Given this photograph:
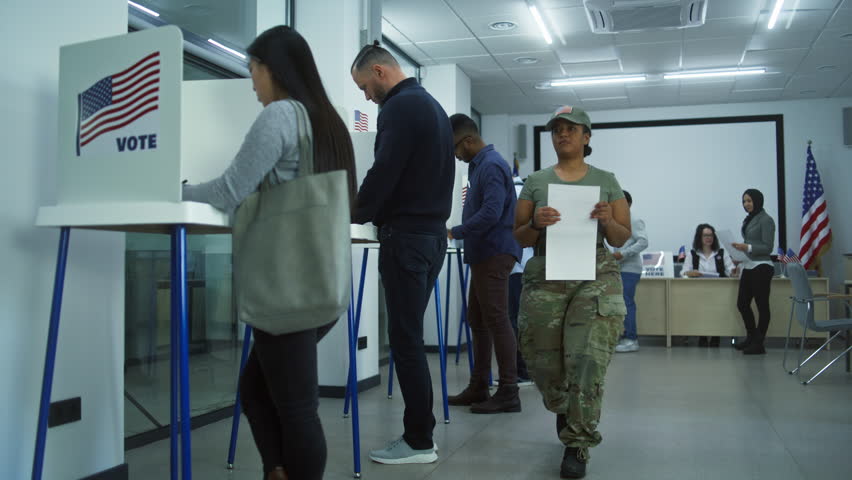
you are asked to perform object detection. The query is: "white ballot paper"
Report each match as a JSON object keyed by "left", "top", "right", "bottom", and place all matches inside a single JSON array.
[
  {"left": 717, "top": 229, "right": 749, "bottom": 262},
  {"left": 546, "top": 185, "right": 600, "bottom": 280}
]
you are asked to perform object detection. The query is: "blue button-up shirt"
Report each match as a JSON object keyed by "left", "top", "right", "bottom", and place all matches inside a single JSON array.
[{"left": 450, "top": 145, "right": 521, "bottom": 265}]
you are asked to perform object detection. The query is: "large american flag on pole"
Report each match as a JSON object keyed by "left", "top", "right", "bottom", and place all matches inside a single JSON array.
[
  {"left": 76, "top": 51, "right": 160, "bottom": 155},
  {"left": 798, "top": 144, "right": 832, "bottom": 269}
]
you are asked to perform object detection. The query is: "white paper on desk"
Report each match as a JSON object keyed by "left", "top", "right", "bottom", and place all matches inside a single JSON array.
[
  {"left": 717, "top": 229, "right": 749, "bottom": 262},
  {"left": 546, "top": 185, "right": 600, "bottom": 281}
]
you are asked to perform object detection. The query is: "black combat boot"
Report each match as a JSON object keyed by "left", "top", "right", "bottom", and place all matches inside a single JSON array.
[
  {"left": 743, "top": 334, "right": 766, "bottom": 355},
  {"left": 469, "top": 384, "right": 521, "bottom": 413},
  {"left": 734, "top": 330, "right": 755, "bottom": 351},
  {"left": 447, "top": 383, "right": 490, "bottom": 406},
  {"left": 560, "top": 446, "right": 589, "bottom": 478}
]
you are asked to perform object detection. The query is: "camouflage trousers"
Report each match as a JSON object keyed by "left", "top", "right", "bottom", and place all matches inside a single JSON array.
[{"left": 518, "top": 247, "right": 626, "bottom": 448}]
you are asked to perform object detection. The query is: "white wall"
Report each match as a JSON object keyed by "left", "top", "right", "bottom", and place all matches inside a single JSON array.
[
  {"left": 483, "top": 97, "right": 852, "bottom": 300},
  {"left": 0, "top": 2, "right": 127, "bottom": 478}
]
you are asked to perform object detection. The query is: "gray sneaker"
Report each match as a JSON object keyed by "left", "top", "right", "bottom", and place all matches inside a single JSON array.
[
  {"left": 369, "top": 437, "right": 438, "bottom": 465},
  {"left": 614, "top": 338, "right": 639, "bottom": 353}
]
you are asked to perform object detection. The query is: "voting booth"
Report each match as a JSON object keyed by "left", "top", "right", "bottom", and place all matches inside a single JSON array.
[{"left": 33, "top": 26, "right": 380, "bottom": 479}]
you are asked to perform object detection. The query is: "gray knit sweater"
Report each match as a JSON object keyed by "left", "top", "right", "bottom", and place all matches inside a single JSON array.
[{"left": 181, "top": 99, "right": 303, "bottom": 213}]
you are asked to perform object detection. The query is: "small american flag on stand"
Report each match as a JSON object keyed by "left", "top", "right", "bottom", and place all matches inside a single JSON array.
[
  {"left": 677, "top": 245, "right": 686, "bottom": 262},
  {"left": 76, "top": 51, "right": 160, "bottom": 155},
  {"left": 354, "top": 110, "right": 369, "bottom": 132},
  {"left": 461, "top": 184, "right": 468, "bottom": 207},
  {"left": 776, "top": 248, "right": 789, "bottom": 263},
  {"left": 798, "top": 144, "right": 832, "bottom": 270},
  {"left": 786, "top": 248, "right": 801, "bottom": 264}
]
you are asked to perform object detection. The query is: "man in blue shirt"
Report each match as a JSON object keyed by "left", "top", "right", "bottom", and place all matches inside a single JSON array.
[{"left": 447, "top": 114, "right": 522, "bottom": 414}]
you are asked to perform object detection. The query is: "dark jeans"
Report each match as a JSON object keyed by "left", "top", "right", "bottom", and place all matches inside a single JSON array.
[
  {"left": 620, "top": 272, "right": 641, "bottom": 340},
  {"left": 468, "top": 254, "right": 518, "bottom": 386},
  {"left": 737, "top": 264, "right": 774, "bottom": 341},
  {"left": 508, "top": 273, "right": 530, "bottom": 379},
  {"left": 239, "top": 323, "right": 334, "bottom": 479},
  {"left": 379, "top": 225, "right": 446, "bottom": 450}
]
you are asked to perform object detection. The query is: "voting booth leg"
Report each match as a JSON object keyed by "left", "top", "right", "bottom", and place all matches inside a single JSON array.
[
  {"left": 444, "top": 254, "right": 452, "bottom": 366},
  {"left": 32, "top": 227, "right": 70, "bottom": 480},
  {"left": 226, "top": 324, "right": 253, "bottom": 469},
  {"left": 170, "top": 225, "right": 192, "bottom": 480},
  {"left": 344, "top": 248, "right": 370, "bottom": 417},
  {"left": 434, "top": 279, "right": 450, "bottom": 424},
  {"left": 346, "top": 301, "right": 362, "bottom": 477},
  {"left": 387, "top": 352, "right": 395, "bottom": 398}
]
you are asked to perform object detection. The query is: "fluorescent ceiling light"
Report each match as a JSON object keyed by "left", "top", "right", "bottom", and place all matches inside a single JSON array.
[
  {"left": 528, "top": 4, "right": 553, "bottom": 45},
  {"left": 768, "top": 0, "right": 785, "bottom": 30},
  {"left": 663, "top": 68, "right": 766, "bottom": 80},
  {"left": 550, "top": 75, "right": 647, "bottom": 87},
  {"left": 128, "top": 1, "right": 159, "bottom": 17},
  {"left": 207, "top": 39, "right": 247, "bottom": 60}
]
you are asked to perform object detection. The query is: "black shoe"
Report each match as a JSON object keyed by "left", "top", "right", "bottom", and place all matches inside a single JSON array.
[
  {"left": 698, "top": 336, "right": 708, "bottom": 347},
  {"left": 734, "top": 332, "right": 754, "bottom": 351},
  {"left": 470, "top": 384, "right": 520, "bottom": 413},
  {"left": 560, "top": 446, "right": 588, "bottom": 478},
  {"left": 743, "top": 343, "right": 766, "bottom": 355},
  {"left": 447, "top": 384, "right": 489, "bottom": 406},
  {"left": 709, "top": 336, "right": 720, "bottom": 347},
  {"left": 556, "top": 413, "right": 567, "bottom": 436}
]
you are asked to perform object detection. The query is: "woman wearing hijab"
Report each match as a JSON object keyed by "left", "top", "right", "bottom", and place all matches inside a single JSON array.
[{"left": 731, "top": 189, "right": 776, "bottom": 355}]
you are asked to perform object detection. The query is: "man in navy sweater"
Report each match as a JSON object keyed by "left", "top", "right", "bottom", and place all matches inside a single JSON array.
[
  {"left": 446, "top": 114, "right": 522, "bottom": 414},
  {"left": 350, "top": 42, "right": 455, "bottom": 465}
]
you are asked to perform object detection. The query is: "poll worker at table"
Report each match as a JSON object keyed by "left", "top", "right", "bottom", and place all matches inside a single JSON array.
[
  {"left": 513, "top": 105, "right": 630, "bottom": 479},
  {"left": 611, "top": 190, "right": 648, "bottom": 354},
  {"left": 731, "top": 189, "right": 776, "bottom": 355},
  {"left": 680, "top": 223, "right": 735, "bottom": 347},
  {"left": 445, "top": 113, "right": 522, "bottom": 414},
  {"left": 182, "top": 26, "right": 357, "bottom": 480},
  {"left": 350, "top": 42, "right": 454, "bottom": 465}
]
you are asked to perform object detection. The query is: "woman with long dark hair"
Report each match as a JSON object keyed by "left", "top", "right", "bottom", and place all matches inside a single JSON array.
[
  {"left": 182, "top": 26, "right": 356, "bottom": 480},
  {"left": 731, "top": 189, "right": 776, "bottom": 355}
]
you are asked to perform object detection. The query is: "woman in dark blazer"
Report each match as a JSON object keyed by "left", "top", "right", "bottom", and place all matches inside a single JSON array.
[{"left": 731, "top": 188, "right": 776, "bottom": 355}]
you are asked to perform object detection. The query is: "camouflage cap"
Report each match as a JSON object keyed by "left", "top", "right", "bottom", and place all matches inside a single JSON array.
[{"left": 545, "top": 105, "right": 592, "bottom": 132}]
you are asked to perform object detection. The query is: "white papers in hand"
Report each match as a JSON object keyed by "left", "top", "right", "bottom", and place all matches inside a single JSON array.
[
  {"left": 717, "top": 229, "right": 749, "bottom": 262},
  {"left": 545, "top": 185, "right": 600, "bottom": 280}
]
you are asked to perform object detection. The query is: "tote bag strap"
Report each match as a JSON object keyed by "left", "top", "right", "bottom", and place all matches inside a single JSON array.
[{"left": 260, "top": 99, "right": 314, "bottom": 192}]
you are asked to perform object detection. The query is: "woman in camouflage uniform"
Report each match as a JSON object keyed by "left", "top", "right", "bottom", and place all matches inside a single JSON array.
[{"left": 513, "top": 106, "right": 631, "bottom": 479}]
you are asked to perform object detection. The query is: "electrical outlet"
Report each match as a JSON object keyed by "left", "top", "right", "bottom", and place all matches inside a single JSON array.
[
  {"left": 48, "top": 397, "right": 81, "bottom": 428},
  {"left": 357, "top": 336, "right": 368, "bottom": 350}
]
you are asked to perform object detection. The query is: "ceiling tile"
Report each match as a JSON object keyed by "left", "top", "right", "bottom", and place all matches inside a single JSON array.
[
  {"left": 797, "top": 47, "right": 852, "bottom": 75},
  {"left": 825, "top": 6, "right": 852, "bottom": 30},
  {"left": 748, "top": 30, "right": 821, "bottom": 50},
  {"left": 554, "top": 35, "right": 618, "bottom": 63},
  {"left": 573, "top": 84, "right": 628, "bottom": 100},
  {"left": 733, "top": 73, "right": 791, "bottom": 90},
  {"left": 505, "top": 65, "right": 566, "bottom": 82},
  {"left": 415, "top": 38, "right": 487, "bottom": 58},
  {"left": 539, "top": 0, "right": 585, "bottom": 7},
  {"left": 682, "top": 36, "right": 750, "bottom": 68},
  {"left": 741, "top": 48, "right": 810, "bottom": 73},
  {"left": 833, "top": 76, "right": 852, "bottom": 96},
  {"left": 705, "top": 0, "right": 762, "bottom": 20},
  {"left": 577, "top": 97, "right": 632, "bottom": 110},
  {"left": 684, "top": 17, "right": 758, "bottom": 40},
  {"left": 491, "top": 50, "right": 560, "bottom": 69},
  {"left": 785, "top": 72, "right": 850, "bottom": 91},
  {"left": 561, "top": 60, "right": 623, "bottom": 76},
  {"left": 381, "top": 0, "right": 471, "bottom": 43},
  {"left": 788, "top": 0, "right": 843, "bottom": 10},
  {"left": 619, "top": 42, "right": 682, "bottom": 73},
  {"left": 444, "top": 0, "right": 525, "bottom": 18},
  {"left": 812, "top": 29, "right": 852, "bottom": 49},
  {"left": 679, "top": 80, "right": 735, "bottom": 103},
  {"left": 543, "top": 6, "right": 595, "bottom": 38},
  {"left": 480, "top": 34, "right": 553, "bottom": 54},
  {"left": 463, "top": 12, "right": 541, "bottom": 38},
  {"left": 382, "top": 18, "right": 412, "bottom": 46},
  {"left": 728, "top": 89, "right": 784, "bottom": 102},
  {"left": 615, "top": 29, "right": 683, "bottom": 46},
  {"left": 460, "top": 67, "right": 508, "bottom": 82},
  {"left": 449, "top": 55, "right": 501, "bottom": 70}
]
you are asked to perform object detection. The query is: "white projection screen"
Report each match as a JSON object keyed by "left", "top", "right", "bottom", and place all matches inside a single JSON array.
[{"left": 534, "top": 116, "right": 786, "bottom": 254}]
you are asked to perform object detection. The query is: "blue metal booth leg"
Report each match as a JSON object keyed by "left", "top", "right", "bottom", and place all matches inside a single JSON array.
[
  {"left": 170, "top": 225, "right": 192, "bottom": 480},
  {"left": 32, "top": 227, "right": 71, "bottom": 480}
]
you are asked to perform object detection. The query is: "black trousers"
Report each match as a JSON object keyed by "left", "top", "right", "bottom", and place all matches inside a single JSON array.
[
  {"left": 737, "top": 264, "right": 774, "bottom": 341},
  {"left": 239, "top": 322, "right": 334, "bottom": 479},
  {"left": 379, "top": 225, "right": 446, "bottom": 450}
]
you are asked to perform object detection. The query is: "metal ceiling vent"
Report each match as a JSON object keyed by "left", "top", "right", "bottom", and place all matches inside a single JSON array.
[{"left": 583, "top": 0, "right": 708, "bottom": 33}]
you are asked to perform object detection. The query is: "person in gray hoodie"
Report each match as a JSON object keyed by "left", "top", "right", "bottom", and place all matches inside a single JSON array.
[{"left": 611, "top": 191, "right": 648, "bottom": 353}]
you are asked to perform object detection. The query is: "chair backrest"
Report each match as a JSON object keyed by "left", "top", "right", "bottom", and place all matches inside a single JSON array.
[{"left": 787, "top": 263, "right": 815, "bottom": 329}]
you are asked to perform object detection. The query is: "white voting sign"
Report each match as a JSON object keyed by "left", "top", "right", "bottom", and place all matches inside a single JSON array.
[{"left": 57, "top": 26, "right": 183, "bottom": 205}]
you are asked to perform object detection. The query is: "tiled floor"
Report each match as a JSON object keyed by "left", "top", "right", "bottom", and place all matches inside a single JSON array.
[{"left": 126, "top": 343, "right": 852, "bottom": 479}]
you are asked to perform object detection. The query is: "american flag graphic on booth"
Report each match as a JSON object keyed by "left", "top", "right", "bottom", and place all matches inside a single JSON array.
[
  {"left": 76, "top": 51, "right": 160, "bottom": 156},
  {"left": 354, "top": 110, "right": 369, "bottom": 132},
  {"left": 798, "top": 145, "right": 832, "bottom": 269}
]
